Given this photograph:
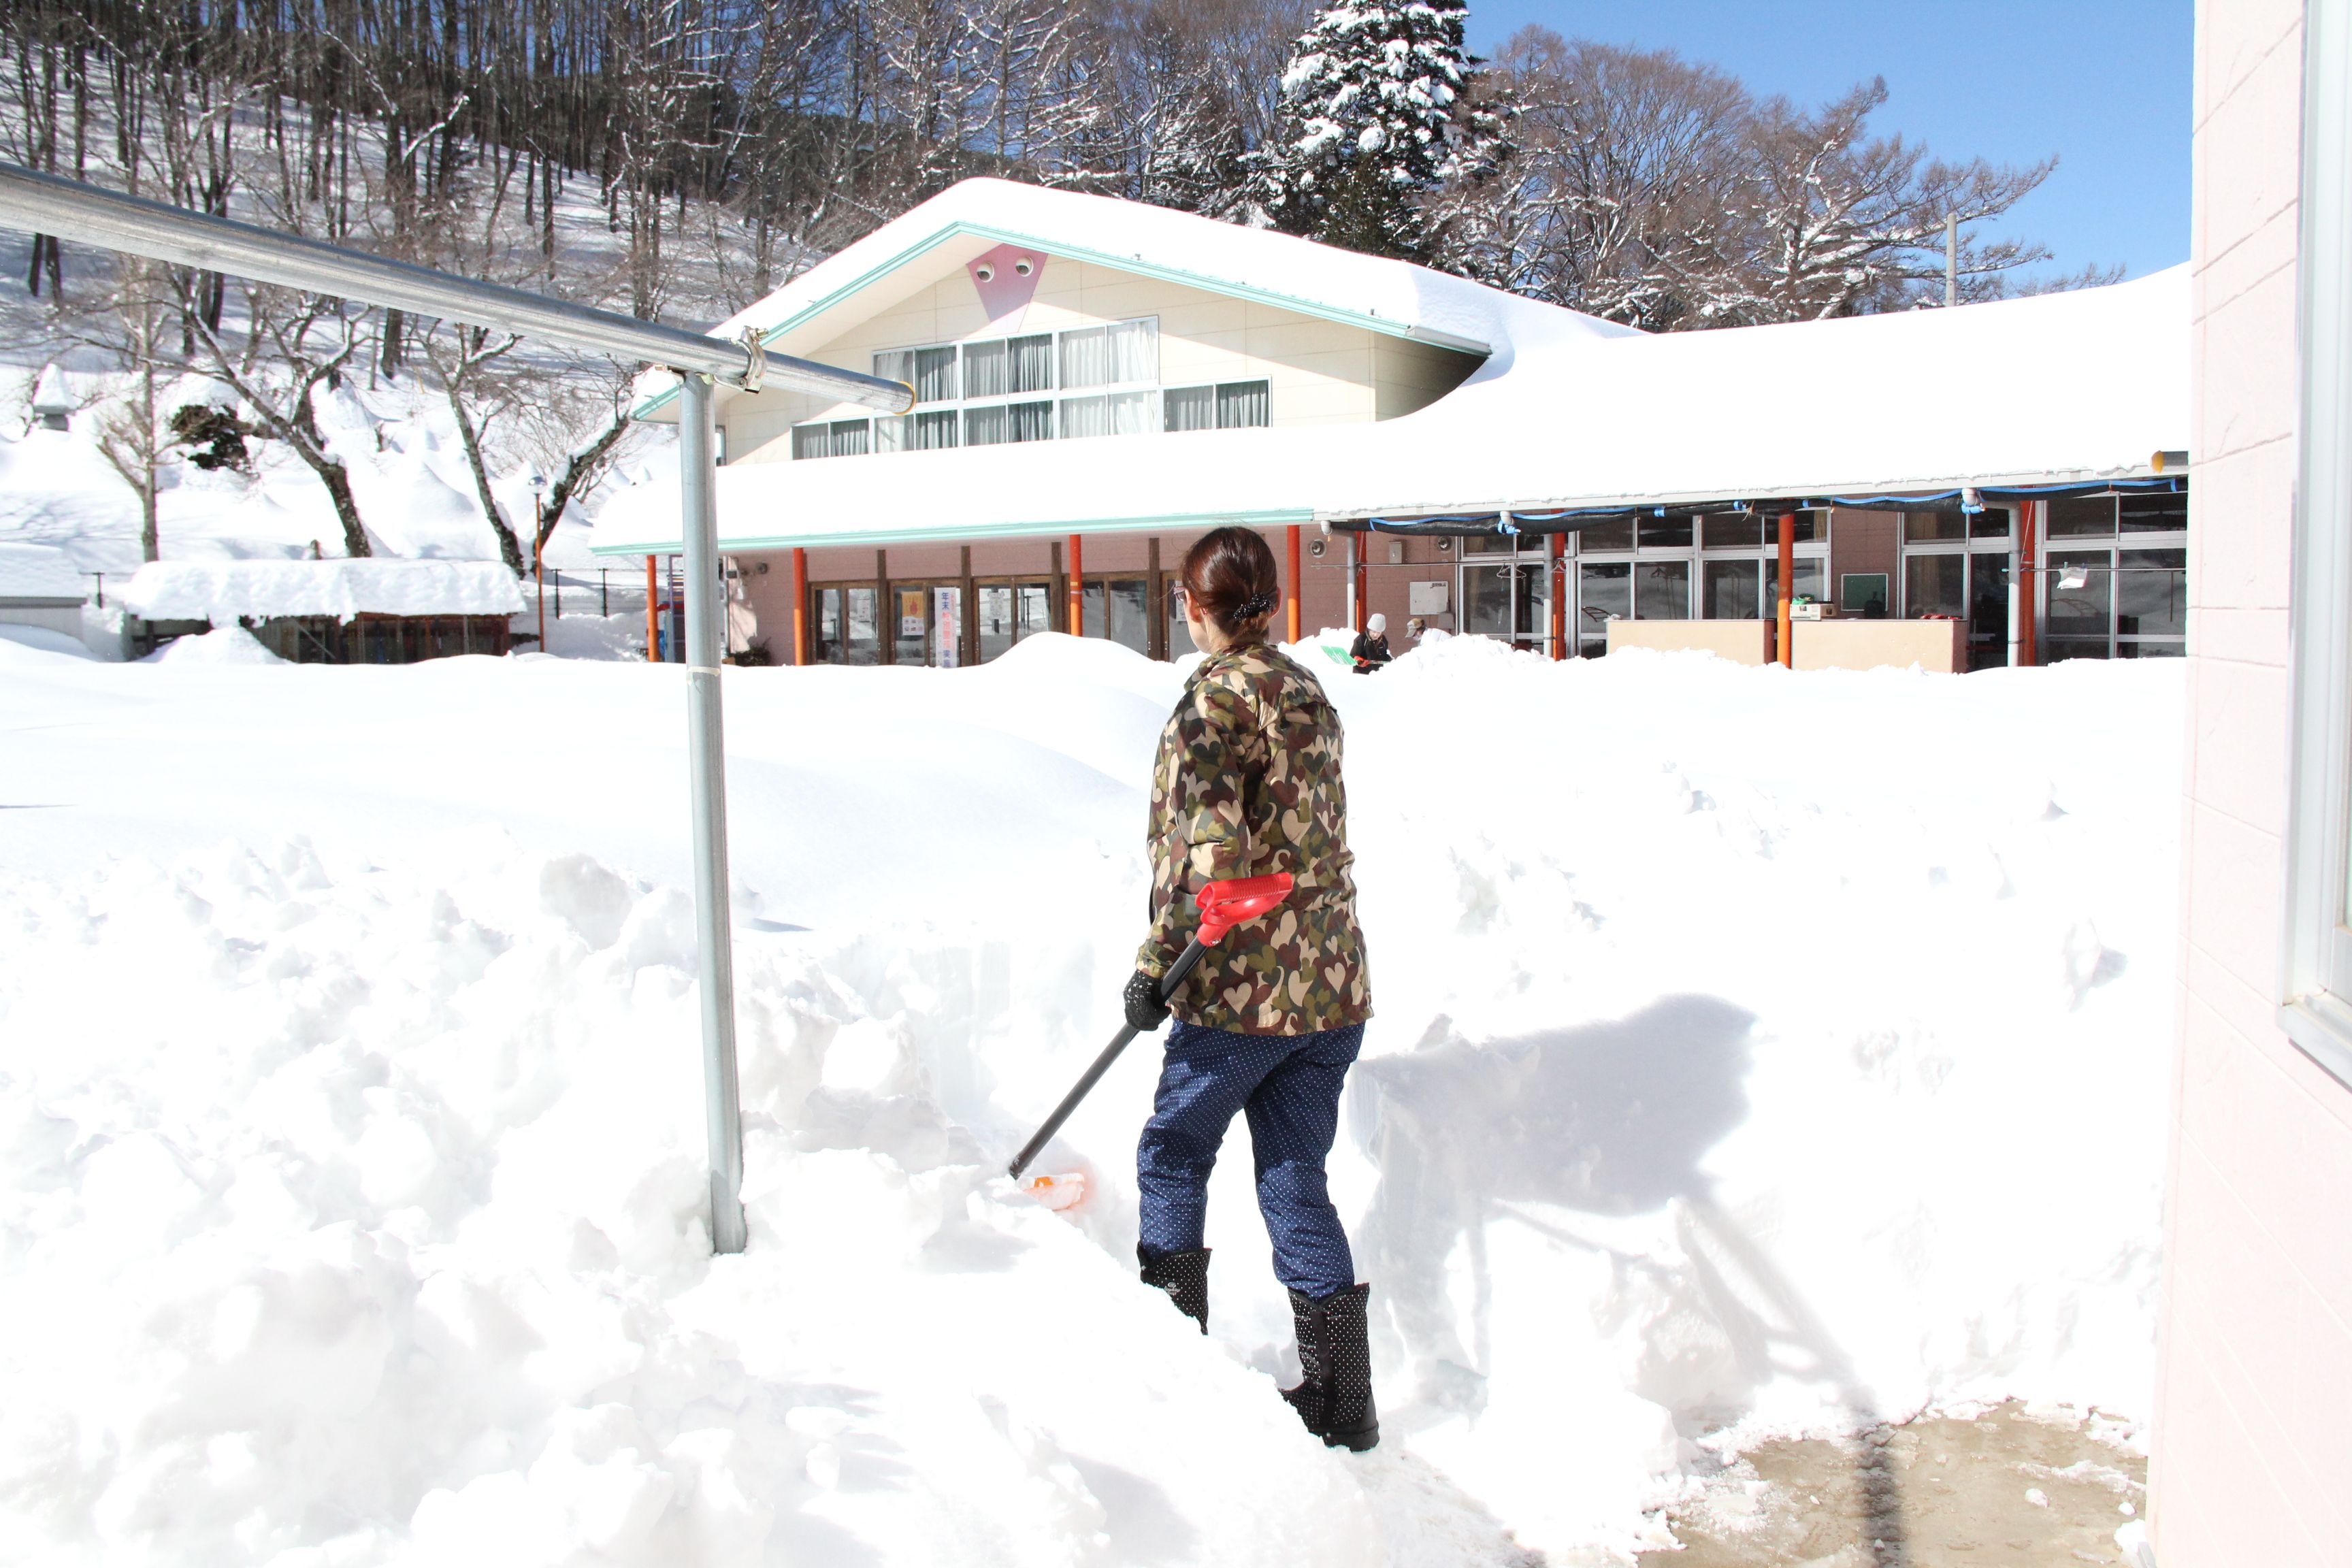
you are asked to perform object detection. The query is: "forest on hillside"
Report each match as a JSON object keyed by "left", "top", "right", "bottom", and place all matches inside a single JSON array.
[{"left": 0, "top": 0, "right": 2114, "bottom": 564}]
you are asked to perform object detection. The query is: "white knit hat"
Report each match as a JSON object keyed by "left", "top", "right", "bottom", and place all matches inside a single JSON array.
[{"left": 1367, "top": 612, "right": 1387, "bottom": 634}]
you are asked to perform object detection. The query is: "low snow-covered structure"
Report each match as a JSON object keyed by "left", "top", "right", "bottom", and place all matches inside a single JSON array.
[
  {"left": 0, "top": 540, "right": 89, "bottom": 642},
  {"left": 122, "top": 558, "right": 525, "bottom": 662},
  {"left": 594, "top": 178, "right": 2189, "bottom": 673}
]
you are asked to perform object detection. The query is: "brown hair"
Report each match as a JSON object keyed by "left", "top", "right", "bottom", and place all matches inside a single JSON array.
[{"left": 1177, "top": 526, "right": 1281, "bottom": 637}]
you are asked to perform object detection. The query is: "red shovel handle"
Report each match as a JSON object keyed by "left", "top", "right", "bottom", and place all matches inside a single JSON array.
[{"left": 1196, "top": 872, "right": 1294, "bottom": 946}]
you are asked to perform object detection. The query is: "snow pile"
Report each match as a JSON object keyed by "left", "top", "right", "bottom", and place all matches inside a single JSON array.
[
  {"left": 0, "top": 622, "right": 97, "bottom": 661},
  {"left": 123, "top": 558, "right": 527, "bottom": 623},
  {"left": 0, "top": 540, "right": 86, "bottom": 600},
  {"left": 0, "top": 638, "right": 2182, "bottom": 1563},
  {"left": 146, "top": 625, "right": 289, "bottom": 666}
]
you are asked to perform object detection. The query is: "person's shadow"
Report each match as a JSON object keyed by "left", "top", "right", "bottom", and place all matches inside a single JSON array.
[{"left": 1348, "top": 996, "right": 1914, "bottom": 1565}]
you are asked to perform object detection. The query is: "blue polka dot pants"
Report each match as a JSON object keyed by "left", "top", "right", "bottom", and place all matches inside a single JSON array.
[{"left": 1136, "top": 1019, "right": 1366, "bottom": 1298}]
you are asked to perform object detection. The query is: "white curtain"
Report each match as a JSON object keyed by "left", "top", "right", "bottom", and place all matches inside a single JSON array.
[
  {"left": 1060, "top": 327, "right": 1109, "bottom": 390},
  {"left": 1009, "top": 335, "right": 1054, "bottom": 393},
  {"left": 1111, "top": 391, "right": 1154, "bottom": 435},
  {"left": 1108, "top": 319, "right": 1157, "bottom": 384},
  {"left": 912, "top": 410, "right": 958, "bottom": 450},
  {"left": 875, "top": 416, "right": 906, "bottom": 453},
  {"left": 1007, "top": 399, "right": 1053, "bottom": 442},
  {"left": 964, "top": 340, "right": 1008, "bottom": 399},
  {"left": 1163, "top": 385, "right": 1213, "bottom": 433},
  {"left": 964, "top": 404, "right": 1007, "bottom": 445},
  {"left": 1215, "top": 380, "right": 1269, "bottom": 429},
  {"left": 1059, "top": 395, "right": 1110, "bottom": 438}
]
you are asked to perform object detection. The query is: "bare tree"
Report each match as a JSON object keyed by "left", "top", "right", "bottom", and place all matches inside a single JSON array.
[
  {"left": 1727, "top": 79, "right": 2057, "bottom": 321},
  {"left": 82, "top": 260, "right": 182, "bottom": 563},
  {"left": 191, "top": 284, "right": 374, "bottom": 557}
]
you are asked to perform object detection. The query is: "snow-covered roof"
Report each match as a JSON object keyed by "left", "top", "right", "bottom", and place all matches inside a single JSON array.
[
  {"left": 630, "top": 178, "right": 1635, "bottom": 420},
  {"left": 0, "top": 540, "right": 87, "bottom": 602},
  {"left": 29, "top": 363, "right": 73, "bottom": 416},
  {"left": 122, "top": 559, "right": 525, "bottom": 623},
  {"left": 595, "top": 180, "right": 2188, "bottom": 555}
]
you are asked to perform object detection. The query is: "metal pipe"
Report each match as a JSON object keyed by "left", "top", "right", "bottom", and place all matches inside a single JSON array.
[
  {"left": 1776, "top": 512, "right": 1797, "bottom": 668},
  {"left": 0, "top": 161, "right": 912, "bottom": 412},
  {"left": 1550, "top": 529, "right": 1567, "bottom": 659},
  {"left": 645, "top": 555, "right": 660, "bottom": 662},
  {"left": 792, "top": 547, "right": 811, "bottom": 666},
  {"left": 679, "top": 374, "right": 748, "bottom": 1255},
  {"left": 1067, "top": 533, "right": 1084, "bottom": 636},
  {"left": 1286, "top": 524, "right": 1303, "bottom": 644}
]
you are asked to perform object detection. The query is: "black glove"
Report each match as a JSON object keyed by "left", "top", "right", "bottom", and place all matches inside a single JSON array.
[{"left": 1124, "top": 968, "right": 1172, "bottom": 1032}]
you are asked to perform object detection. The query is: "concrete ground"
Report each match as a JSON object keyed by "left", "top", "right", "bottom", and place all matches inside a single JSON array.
[{"left": 1634, "top": 1403, "right": 2146, "bottom": 1567}]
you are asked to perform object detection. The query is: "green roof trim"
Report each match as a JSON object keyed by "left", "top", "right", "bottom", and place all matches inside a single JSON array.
[
  {"left": 589, "top": 506, "right": 1317, "bottom": 557},
  {"left": 631, "top": 218, "right": 1492, "bottom": 421}
]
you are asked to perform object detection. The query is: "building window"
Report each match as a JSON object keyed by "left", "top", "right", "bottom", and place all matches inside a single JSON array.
[
  {"left": 800, "top": 318, "right": 1171, "bottom": 459},
  {"left": 2029, "top": 495, "right": 2188, "bottom": 663},
  {"left": 1901, "top": 507, "right": 2016, "bottom": 670},
  {"left": 2281, "top": 0, "right": 2352, "bottom": 1085},
  {"left": 791, "top": 419, "right": 872, "bottom": 459},
  {"left": 1561, "top": 508, "right": 1829, "bottom": 655},
  {"left": 966, "top": 400, "right": 1053, "bottom": 446},
  {"left": 1166, "top": 380, "right": 1271, "bottom": 433}
]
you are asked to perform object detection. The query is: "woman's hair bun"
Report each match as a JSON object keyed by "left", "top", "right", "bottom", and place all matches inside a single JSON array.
[{"left": 1177, "top": 527, "right": 1283, "bottom": 636}]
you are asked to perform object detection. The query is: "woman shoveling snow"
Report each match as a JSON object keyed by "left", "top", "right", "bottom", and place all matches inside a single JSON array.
[{"left": 1124, "top": 527, "right": 1380, "bottom": 1452}]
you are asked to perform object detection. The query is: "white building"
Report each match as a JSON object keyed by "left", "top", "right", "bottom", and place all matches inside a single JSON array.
[
  {"left": 596, "top": 178, "right": 2189, "bottom": 673},
  {"left": 0, "top": 541, "right": 89, "bottom": 644}
]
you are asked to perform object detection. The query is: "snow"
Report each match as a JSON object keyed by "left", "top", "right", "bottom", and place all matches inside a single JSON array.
[
  {"left": 0, "top": 621, "right": 97, "bottom": 661},
  {"left": 0, "top": 633, "right": 2178, "bottom": 1564},
  {"left": 122, "top": 558, "right": 528, "bottom": 623},
  {"left": 144, "top": 625, "right": 289, "bottom": 665},
  {"left": 600, "top": 180, "right": 2186, "bottom": 555},
  {"left": 0, "top": 540, "right": 86, "bottom": 600}
]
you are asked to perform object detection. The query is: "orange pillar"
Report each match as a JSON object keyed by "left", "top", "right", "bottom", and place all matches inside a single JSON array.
[
  {"left": 1286, "top": 524, "right": 1303, "bottom": 644},
  {"left": 791, "top": 547, "right": 810, "bottom": 666},
  {"left": 644, "top": 554, "right": 659, "bottom": 662},
  {"left": 2018, "top": 500, "right": 2038, "bottom": 666},
  {"left": 1351, "top": 532, "right": 1367, "bottom": 633},
  {"left": 1776, "top": 512, "right": 1796, "bottom": 668},
  {"left": 1549, "top": 530, "right": 1567, "bottom": 659},
  {"left": 1067, "top": 533, "right": 1084, "bottom": 635}
]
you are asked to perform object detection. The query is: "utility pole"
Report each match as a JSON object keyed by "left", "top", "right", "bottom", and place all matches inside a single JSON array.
[{"left": 1946, "top": 214, "right": 1959, "bottom": 308}]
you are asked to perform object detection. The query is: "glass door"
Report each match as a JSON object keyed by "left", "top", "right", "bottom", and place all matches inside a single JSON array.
[
  {"left": 1461, "top": 535, "right": 1553, "bottom": 652},
  {"left": 973, "top": 578, "right": 1055, "bottom": 665},
  {"left": 812, "top": 584, "right": 883, "bottom": 665}
]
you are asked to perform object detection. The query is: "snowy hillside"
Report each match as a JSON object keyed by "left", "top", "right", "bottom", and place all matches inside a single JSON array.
[
  {"left": 0, "top": 365, "right": 664, "bottom": 582},
  {"left": 0, "top": 632, "right": 2178, "bottom": 1564}
]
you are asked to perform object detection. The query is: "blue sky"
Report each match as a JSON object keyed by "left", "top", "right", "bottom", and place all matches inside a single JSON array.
[{"left": 1462, "top": 0, "right": 2193, "bottom": 286}]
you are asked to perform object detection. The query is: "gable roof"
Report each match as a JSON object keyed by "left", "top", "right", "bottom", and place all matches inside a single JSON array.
[
  {"left": 595, "top": 257, "right": 2189, "bottom": 556},
  {"left": 630, "top": 178, "right": 1639, "bottom": 418}
]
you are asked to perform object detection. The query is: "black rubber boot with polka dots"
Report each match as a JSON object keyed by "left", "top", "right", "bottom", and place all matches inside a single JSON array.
[
  {"left": 1139, "top": 1245, "right": 1211, "bottom": 1333},
  {"left": 1281, "top": 1284, "right": 1379, "bottom": 1452}
]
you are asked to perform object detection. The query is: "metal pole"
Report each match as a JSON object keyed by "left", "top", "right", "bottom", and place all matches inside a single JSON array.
[
  {"left": 645, "top": 555, "right": 659, "bottom": 661},
  {"left": 1776, "top": 512, "right": 1796, "bottom": 668},
  {"left": 1286, "top": 524, "right": 1302, "bottom": 644},
  {"left": 679, "top": 372, "right": 747, "bottom": 1255},
  {"left": 0, "top": 162, "right": 911, "bottom": 410},
  {"left": 1945, "top": 214, "right": 1959, "bottom": 308}
]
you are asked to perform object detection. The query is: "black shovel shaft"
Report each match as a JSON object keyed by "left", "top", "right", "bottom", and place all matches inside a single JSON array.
[{"left": 1006, "top": 937, "right": 1208, "bottom": 1180}]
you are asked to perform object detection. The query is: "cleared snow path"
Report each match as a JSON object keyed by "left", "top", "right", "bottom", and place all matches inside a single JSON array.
[{"left": 0, "top": 634, "right": 2180, "bottom": 1565}]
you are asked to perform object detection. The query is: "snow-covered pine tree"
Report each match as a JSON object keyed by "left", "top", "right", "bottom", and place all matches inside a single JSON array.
[{"left": 1253, "top": 0, "right": 1505, "bottom": 259}]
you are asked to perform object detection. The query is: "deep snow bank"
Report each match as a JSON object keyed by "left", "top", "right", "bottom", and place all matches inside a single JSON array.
[{"left": 0, "top": 638, "right": 2180, "bottom": 1563}]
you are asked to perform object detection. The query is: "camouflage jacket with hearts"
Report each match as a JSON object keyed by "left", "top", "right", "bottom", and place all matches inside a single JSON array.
[{"left": 1137, "top": 638, "right": 1371, "bottom": 1034}]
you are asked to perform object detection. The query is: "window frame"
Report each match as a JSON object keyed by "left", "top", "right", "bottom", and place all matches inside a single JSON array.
[
  {"left": 798, "top": 316, "right": 1164, "bottom": 459},
  {"left": 2284, "top": 0, "right": 2352, "bottom": 1086}
]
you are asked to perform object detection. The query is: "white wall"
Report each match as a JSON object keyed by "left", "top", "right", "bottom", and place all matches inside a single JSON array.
[
  {"left": 718, "top": 255, "right": 1477, "bottom": 463},
  {"left": 2154, "top": 1, "right": 2352, "bottom": 1561}
]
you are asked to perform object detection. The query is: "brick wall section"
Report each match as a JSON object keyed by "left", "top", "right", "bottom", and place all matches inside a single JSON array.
[{"left": 2153, "top": 1, "right": 2352, "bottom": 1561}]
